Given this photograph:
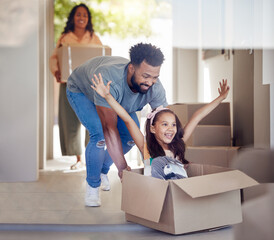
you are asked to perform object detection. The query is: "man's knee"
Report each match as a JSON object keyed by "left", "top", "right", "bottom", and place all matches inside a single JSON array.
[
  {"left": 96, "top": 139, "right": 106, "bottom": 148},
  {"left": 127, "top": 140, "right": 135, "bottom": 147}
]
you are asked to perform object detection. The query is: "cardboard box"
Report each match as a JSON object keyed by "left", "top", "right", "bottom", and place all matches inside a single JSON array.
[
  {"left": 234, "top": 183, "right": 274, "bottom": 240},
  {"left": 230, "top": 148, "right": 274, "bottom": 202},
  {"left": 121, "top": 164, "right": 258, "bottom": 235},
  {"left": 185, "top": 146, "right": 240, "bottom": 167},
  {"left": 168, "top": 102, "right": 231, "bottom": 127},
  {"left": 57, "top": 44, "right": 111, "bottom": 82},
  {"left": 186, "top": 125, "right": 232, "bottom": 146}
]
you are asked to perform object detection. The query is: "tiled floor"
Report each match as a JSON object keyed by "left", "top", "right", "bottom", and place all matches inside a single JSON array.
[
  {"left": 0, "top": 158, "right": 236, "bottom": 240},
  {"left": 0, "top": 172, "right": 120, "bottom": 225}
]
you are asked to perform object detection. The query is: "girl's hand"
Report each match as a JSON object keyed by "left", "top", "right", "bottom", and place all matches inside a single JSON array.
[
  {"left": 218, "top": 79, "right": 230, "bottom": 100},
  {"left": 91, "top": 73, "right": 112, "bottom": 98}
]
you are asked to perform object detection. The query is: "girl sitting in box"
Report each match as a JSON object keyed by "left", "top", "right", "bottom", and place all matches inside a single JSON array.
[{"left": 91, "top": 74, "right": 230, "bottom": 180}]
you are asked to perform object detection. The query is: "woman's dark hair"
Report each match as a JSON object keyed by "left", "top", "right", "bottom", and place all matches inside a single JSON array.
[
  {"left": 62, "top": 3, "right": 94, "bottom": 36},
  {"left": 145, "top": 109, "right": 189, "bottom": 164},
  {"left": 129, "top": 43, "right": 165, "bottom": 67}
]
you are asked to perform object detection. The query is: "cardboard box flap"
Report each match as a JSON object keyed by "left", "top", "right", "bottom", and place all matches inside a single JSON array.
[
  {"left": 173, "top": 170, "right": 259, "bottom": 198},
  {"left": 122, "top": 170, "right": 169, "bottom": 222}
]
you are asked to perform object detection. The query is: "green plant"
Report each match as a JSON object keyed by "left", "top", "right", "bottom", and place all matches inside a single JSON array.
[{"left": 54, "top": 0, "right": 171, "bottom": 42}]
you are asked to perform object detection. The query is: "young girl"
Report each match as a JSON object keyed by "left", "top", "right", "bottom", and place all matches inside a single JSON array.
[{"left": 91, "top": 73, "right": 230, "bottom": 180}]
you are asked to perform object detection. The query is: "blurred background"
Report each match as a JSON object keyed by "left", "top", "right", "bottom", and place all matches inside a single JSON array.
[{"left": 0, "top": 0, "right": 273, "bottom": 179}]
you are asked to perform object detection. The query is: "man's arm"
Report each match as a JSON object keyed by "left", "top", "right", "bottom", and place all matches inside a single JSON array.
[
  {"left": 91, "top": 74, "right": 144, "bottom": 156},
  {"left": 96, "top": 105, "right": 129, "bottom": 178}
]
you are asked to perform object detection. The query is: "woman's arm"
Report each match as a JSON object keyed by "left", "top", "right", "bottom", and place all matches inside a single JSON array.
[
  {"left": 91, "top": 73, "right": 144, "bottom": 156},
  {"left": 183, "top": 79, "right": 230, "bottom": 142},
  {"left": 49, "top": 36, "right": 64, "bottom": 82}
]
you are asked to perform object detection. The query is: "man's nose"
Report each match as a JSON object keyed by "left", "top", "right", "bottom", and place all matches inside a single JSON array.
[{"left": 145, "top": 78, "right": 155, "bottom": 86}]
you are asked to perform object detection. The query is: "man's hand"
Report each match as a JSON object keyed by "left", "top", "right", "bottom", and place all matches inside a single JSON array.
[{"left": 118, "top": 165, "right": 131, "bottom": 181}]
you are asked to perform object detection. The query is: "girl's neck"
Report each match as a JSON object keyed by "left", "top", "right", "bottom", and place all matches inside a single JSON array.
[
  {"left": 73, "top": 28, "right": 86, "bottom": 41},
  {"left": 160, "top": 143, "right": 169, "bottom": 151},
  {"left": 164, "top": 149, "right": 175, "bottom": 158}
]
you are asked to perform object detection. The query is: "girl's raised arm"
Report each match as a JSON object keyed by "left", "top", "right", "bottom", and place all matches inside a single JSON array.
[
  {"left": 183, "top": 79, "right": 230, "bottom": 142},
  {"left": 91, "top": 73, "right": 144, "bottom": 156}
]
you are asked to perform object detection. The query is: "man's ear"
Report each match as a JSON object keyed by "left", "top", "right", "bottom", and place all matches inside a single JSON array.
[
  {"left": 150, "top": 125, "right": 156, "bottom": 134},
  {"left": 128, "top": 63, "right": 135, "bottom": 75}
]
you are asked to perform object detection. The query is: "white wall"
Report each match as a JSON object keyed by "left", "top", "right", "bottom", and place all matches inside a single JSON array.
[
  {"left": 254, "top": 50, "right": 270, "bottom": 148},
  {"left": 172, "top": 0, "right": 274, "bottom": 49},
  {"left": 198, "top": 51, "right": 233, "bottom": 103},
  {"left": 172, "top": 48, "right": 198, "bottom": 103},
  {"left": 263, "top": 50, "right": 274, "bottom": 148},
  {"left": 0, "top": 0, "right": 39, "bottom": 181}
]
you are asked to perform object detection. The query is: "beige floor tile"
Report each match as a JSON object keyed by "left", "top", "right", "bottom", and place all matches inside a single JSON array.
[
  {"left": 64, "top": 209, "right": 126, "bottom": 225},
  {"left": 39, "top": 192, "right": 80, "bottom": 211},
  {"left": 0, "top": 210, "right": 32, "bottom": 223},
  {"left": 2, "top": 192, "right": 47, "bottom": 211},
  {"left": 44, "top": 174, "right": 86, "bottom": 193},
  {"left": 28, "top": 210, "right": 70, "bottom": 224},
  {"left": 0, "top": 175, "right": 53, "bottom": 193}
]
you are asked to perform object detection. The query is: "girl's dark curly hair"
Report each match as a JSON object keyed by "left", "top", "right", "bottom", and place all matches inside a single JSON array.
[
  {"left": 62, "top": 3, "right": 94, "bottom": 37},
  {"left": 129, "top": 43, "right": 165, "bottom": 67},
  {"left": 145, "top": 109, "right": 189, "bottom": 164}
]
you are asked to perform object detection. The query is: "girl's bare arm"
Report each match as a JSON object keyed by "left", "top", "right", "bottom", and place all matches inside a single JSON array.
[
  {"left": 183, "top": 79, "right": 230, "bottom": 142},
  {"left": 91, "top": 73, "right": 144, "bottom": 156}
]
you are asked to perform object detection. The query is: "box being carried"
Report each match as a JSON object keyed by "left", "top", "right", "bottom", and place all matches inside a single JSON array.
[
  {"left": 121, "top": 164, "right": 258, "bottom": 235},
  {"left": 57, "top": 44, "right": 112, "bottom": 82}
]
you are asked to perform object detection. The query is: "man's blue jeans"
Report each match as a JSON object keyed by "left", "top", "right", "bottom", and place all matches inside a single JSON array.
[{"left": 66, "top": 88, "right": 139, "bottom": 188}]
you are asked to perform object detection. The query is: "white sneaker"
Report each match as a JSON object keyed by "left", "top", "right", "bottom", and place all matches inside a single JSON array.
[
  {"left": 85, "top": 184, "right": 101, "bottom": 207},
  {"left": 100, "top": 173, "right": 110, "bottom": 191}
]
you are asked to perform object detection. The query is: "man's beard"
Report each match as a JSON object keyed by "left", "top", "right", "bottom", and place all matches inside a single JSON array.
[{"left": 130, "top": 74, "right": 150, "bottom": 94}]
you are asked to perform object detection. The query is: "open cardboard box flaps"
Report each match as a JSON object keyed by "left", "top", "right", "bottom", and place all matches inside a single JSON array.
[{"left": 121, "top": 164, "right": 258, "bottom": 235}]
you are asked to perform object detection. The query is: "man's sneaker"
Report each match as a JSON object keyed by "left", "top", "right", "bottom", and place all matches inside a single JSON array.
[
  {"left": 100, "top": 173, "right": 110, "bottom": 191},
  {"left": 85, "top": 184, "right": 101, "bottom": 207}
]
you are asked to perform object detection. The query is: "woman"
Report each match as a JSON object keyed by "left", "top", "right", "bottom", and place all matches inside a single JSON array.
[{"left": 49, "top": 3, "right": 102, "bottom": 170}]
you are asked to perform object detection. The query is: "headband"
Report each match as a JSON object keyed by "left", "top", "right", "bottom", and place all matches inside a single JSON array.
[{"left": 147, "top": 105, "right": 169, "bottom": 125}]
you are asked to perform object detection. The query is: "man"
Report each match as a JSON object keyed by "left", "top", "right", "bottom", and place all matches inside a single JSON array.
[{"left": 66, "top": 43, "right": 167, "bottom": 207}]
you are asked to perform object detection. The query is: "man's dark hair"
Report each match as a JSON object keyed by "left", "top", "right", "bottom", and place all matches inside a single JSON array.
[{"left": 129, "top": 43, "right": 165, "bottom": 67}]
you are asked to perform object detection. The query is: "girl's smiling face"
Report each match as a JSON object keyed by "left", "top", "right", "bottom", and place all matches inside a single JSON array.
[
  {"left": 74, "top": 6, "right": 89, "bottom": 30},
  {"left": 150, "top": 112, "right": 177, "bottom": 150}
]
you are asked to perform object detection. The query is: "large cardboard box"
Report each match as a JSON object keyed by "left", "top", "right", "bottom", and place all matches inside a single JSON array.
[
  {"left": 186, "top": 125, "right": 232, "bottom": 146},
  {"left": 122, "top": 164, "right": 258, "bottom": 235},
  {"left": 185, "top": 146, "right": 240, "bottom": 167},
  {"left": 57, "top": 44, "right": 111, "bottom": 82},
  {"left": 167, "top": 102, "right": 230, "bottom": 127}
]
